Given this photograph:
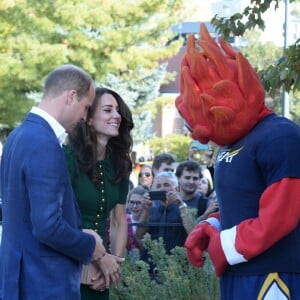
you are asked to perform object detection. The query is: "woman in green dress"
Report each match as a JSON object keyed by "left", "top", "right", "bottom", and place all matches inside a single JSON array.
[{"left": 64, "top": 87, "right": 133, "bottom": 299}]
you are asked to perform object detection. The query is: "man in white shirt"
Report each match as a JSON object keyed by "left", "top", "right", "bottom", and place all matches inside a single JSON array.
[{"left": 0, "top": 64, "right": 118, "bottom": 300}]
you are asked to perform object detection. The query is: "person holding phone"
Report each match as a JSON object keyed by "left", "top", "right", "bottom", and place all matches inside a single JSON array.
[{"left": 135, "top": 171, "right": 190, "bottom": 255}]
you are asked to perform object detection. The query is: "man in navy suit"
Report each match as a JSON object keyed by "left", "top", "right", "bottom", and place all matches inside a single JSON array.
[{"left": 0, "top": 65, "right": 122, "bottom": 300}]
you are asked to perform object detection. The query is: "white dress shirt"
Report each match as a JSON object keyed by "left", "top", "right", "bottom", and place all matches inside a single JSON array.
[{"left": 30, "top": 106, "right": 67, "bottom": 146}]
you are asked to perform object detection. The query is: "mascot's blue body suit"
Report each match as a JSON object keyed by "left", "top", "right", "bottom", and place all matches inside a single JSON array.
[{"left": 176, "top": 23, "right": 300, "bottom": 300}]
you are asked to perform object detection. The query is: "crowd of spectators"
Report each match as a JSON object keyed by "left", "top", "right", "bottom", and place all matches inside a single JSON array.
[{"left": 110, "top": 145, "right": 219, "bottom": 267}]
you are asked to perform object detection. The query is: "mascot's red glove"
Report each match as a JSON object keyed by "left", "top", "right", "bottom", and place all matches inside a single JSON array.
[
  {"left": 185, "top": 219, "right": 227, "bottom": 276},
  {"left": 185, "top": 222, "right": 210, "bottom": 267},
  {"left": 205, "top": 225, "right": 227, "bottom": 276}
]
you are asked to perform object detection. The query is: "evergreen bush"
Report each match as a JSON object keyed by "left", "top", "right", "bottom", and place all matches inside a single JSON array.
[{"left": 111, "top": 234, "right": 219, "bottom": 300}]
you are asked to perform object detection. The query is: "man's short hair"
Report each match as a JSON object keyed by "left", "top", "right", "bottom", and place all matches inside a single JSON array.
[
  {"left": 153, "top": 171, "right": 178, "bottom": 188},
  {"left": 43, "top": 64, "right": 93, "bottom": 100},
  {"left": 175, "top": 160, "right": 203, "bottom": 178},
  {"left": 152, "top": 153, "right": 176, "bottom": 170}
]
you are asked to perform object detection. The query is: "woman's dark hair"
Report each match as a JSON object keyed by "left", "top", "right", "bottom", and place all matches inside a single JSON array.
[{"left": 68, "top": 87, "right": 134, "bottom": 184}]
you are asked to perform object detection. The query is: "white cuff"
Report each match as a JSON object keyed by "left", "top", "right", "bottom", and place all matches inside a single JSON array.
[
  {"left": 205, "top": 217, "right": 221, "bottom": 232},
  {"left": 220, "top": 226, "right": 247, "bottom": 265}
]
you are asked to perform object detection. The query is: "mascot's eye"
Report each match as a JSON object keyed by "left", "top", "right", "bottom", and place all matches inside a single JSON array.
[{"left": 183, "top": 120, "right": 192, "bottom": 132}]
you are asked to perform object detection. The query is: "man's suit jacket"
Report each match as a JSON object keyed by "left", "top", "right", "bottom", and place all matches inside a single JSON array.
[{"left": 0, "top": 113, "right": 95, "bottom": 300}]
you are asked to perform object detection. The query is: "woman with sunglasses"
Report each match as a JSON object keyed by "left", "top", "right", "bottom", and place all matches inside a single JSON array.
[{"left": 138, "top": 164, "right": 153, "bottom": 189}]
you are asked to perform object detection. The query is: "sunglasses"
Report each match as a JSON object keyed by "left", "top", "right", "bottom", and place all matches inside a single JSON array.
[{"left": 139, "top": 172, "right": 151, "bottom": 178}]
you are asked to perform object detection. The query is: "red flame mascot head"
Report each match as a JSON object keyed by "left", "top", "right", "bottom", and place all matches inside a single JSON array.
[{"left": 175, "top": 23, "right": 272, "bottom": 146}]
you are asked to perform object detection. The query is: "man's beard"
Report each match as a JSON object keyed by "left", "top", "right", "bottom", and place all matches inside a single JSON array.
[{"left": 183, "top": 187, "right": 196, "bottom": 196}]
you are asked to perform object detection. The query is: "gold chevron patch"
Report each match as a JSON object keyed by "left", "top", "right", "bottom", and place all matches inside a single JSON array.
[{"left": 257, "top": 273, "right": 290, "bottom": 300}]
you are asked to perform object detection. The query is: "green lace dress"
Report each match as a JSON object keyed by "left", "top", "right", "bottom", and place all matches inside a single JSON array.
[{"left": 63, "top": 145, "right": 129, "bottom": 300}]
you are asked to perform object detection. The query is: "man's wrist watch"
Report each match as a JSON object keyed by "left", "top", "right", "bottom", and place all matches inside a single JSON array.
[{"left": 179, "top": 202, "right": 188, "bottom": 209}]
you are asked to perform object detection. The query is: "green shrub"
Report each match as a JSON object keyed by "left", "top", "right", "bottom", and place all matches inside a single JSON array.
[{"left": 110, "top": 234, "right": 220, "bottom": 300}]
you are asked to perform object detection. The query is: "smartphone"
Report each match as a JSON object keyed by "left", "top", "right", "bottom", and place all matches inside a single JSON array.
[{"left": 149, "top": 190, "right": 167, "bottom": 202}]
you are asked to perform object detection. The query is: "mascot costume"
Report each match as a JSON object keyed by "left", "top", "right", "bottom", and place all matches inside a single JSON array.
[{"left": 176, "top": 23, "right": 300, "bottom": 300}]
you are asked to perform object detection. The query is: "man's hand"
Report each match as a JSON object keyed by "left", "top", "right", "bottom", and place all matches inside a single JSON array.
[
  {"left": 82, "top": 229, "right": 106, "bottom": 260},
  {"left": 141, "top": 192, "right": 152, "bottom": 211},
  {"left": 184, "top": 222, "right": 211, "bottom": 267},
  {"left": 166, "top": 191, "right": 183, "bottom": 206}
]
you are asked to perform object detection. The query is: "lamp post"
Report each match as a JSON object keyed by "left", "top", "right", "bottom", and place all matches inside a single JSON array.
[{"left": 282, "top": 0, "right": 290, "bottom": 118}]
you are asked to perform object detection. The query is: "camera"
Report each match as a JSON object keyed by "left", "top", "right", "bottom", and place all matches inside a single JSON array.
[{"left": 149, "top": 190, "right": 167, "bottom": 202}]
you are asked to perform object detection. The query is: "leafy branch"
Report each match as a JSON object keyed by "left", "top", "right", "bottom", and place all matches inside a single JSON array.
[
  {"left": 259, "top": 38, "right": 300, "bottom": 96},
  {"left": 211, "top": 0, "right": 300, "bottom": 94},
  {"left": 211, "top": 0, "right": 280, "bottom": 38}
]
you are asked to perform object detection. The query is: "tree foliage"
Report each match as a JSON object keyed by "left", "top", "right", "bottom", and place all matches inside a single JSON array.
[
  {"left": 240, "top": 30, "right": 283, "bottom": 113},
  {"left": 100, "top": 64, "right": 168, "bottom": 144},
  {"left": 259, "top": 39, "right": 300, "bottom": 96},
  {"left": 211, "top": 0, "right": 300, "bottom": 96},
  {"left": 241, "top": 30, "right": 282, "bottom": 71},
  {"left": 0, "top": 0, "right": 183, "bottom": 129},
  {"left": 147, "top": 134, "right": 191, "bottom": 162}
]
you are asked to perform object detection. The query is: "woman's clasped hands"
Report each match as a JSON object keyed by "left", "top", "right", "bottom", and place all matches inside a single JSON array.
[
  {"left": 83, "top": 228, "right": 124, "bottom": 291},
  {"left": 90, "top": 253, "right": 124, "bottom": 291}
]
